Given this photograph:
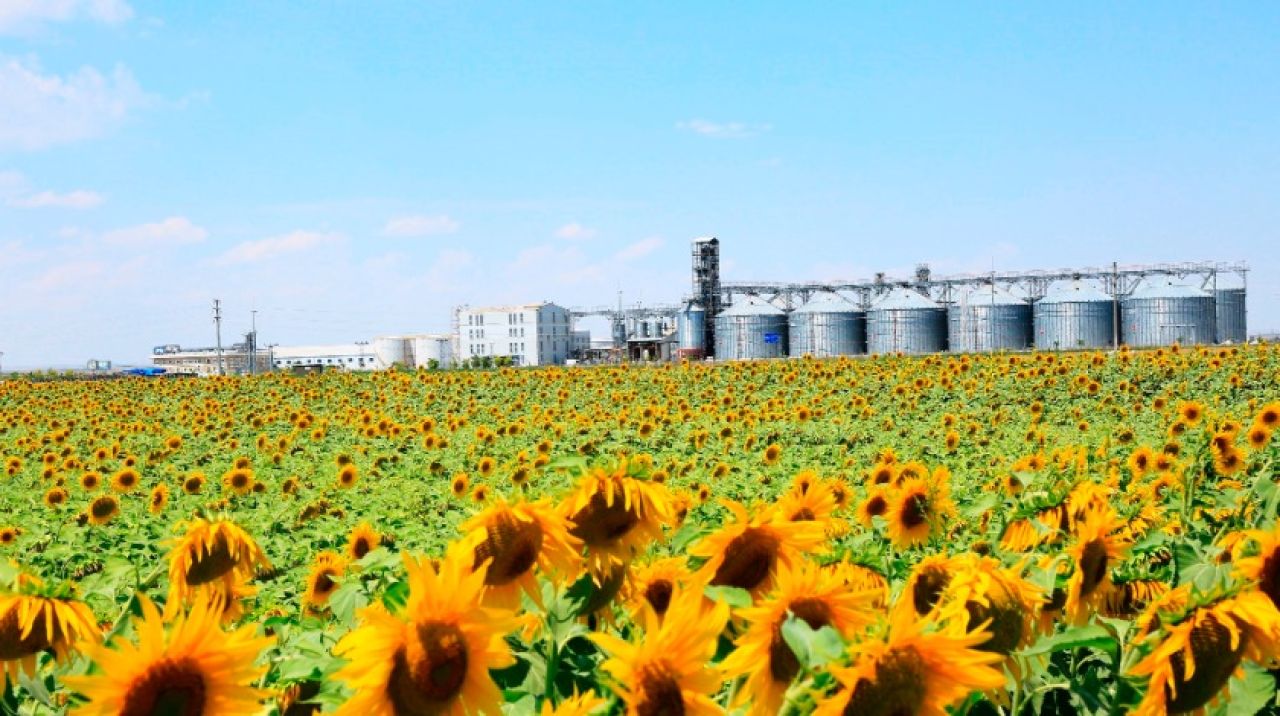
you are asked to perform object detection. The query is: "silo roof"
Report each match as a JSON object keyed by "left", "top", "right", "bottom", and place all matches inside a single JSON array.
[
  {"left": 1038, "top": 281, "right": 1114, "bottom": 304},
  {"left": 719, "top": 295, "right": 786, "bottom": 316},
  {"left": 793, "top": 292, "right": 861, "bottom": 314},
  {"left": 871, "top": 287, "right": 940, "bottom": 310},
  {"left": 1126, "top": 279, "right": 1211, "bottom": 300},
  {"left": 956, "top": 285, "right": 1028, "bottom": 307}
]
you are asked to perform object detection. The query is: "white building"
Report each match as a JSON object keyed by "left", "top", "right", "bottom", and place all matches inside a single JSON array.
[
  {"left": 456, "top": 302, "right": 574, "bottom": 366},
  {"left": 151, "top": 344, "right": 270, "bottom": 377},
  {"left": 272, "top": 344, "right": 383, "bottom": 372}
]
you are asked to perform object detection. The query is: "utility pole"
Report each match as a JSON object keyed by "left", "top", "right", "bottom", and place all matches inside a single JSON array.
[
  {"left": 1112, "top": 262, "right": 1120, "bottom": 349},
  {"left": 213, "top": 299, "right": 225, "bottom": 376}
]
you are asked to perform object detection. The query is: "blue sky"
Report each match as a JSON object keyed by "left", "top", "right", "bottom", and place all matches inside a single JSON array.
[{"left": 1, "top": 2, "right": 1277, "bottom": 368}]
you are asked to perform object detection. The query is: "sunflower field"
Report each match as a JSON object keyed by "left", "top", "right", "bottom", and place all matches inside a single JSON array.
[{"left": 3, "top": 344, "right": 1280, "bottom": 715}]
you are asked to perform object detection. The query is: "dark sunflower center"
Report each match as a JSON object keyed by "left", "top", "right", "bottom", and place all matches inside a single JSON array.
[
  {"left": 353, "top": 537, "right": 372, "bottom": 560},
  {"left": 636, "top": 663, "right": 685, "bottom": 716},
  {"left": 911, "top": 566, "right": 951, "bottom": 615},
  {"left": 569, "top": 491, "right": 640, "bottom": 547},
  {"left": 1258, "top": 551, "right": 1280, "bottom": 609},
  {"left": 769, "top": 598, "right": 833, "bottom": 683},
  {"left": 90, "top": 498, "right": 116, "bottom": 518},
  {"left": 473, "top": 513, "right": 544, "bottom": 585},
  {"left": 0, "top": 607, "right": 52, "bottom": 659},
  {"left": 1165, "top": 615, "right": 1248, "bottom": 713},
  {"left": 185, "top": 536, "right": 238, "bottom": 586},
  {"left": 1078, "top": 539, "right": 1109, "bottom": 598},
  {"left": 866, "top": 496, "right": 888, "bottom": 517},
  {"left": 313, "top": 569, "right": 338, "bottom": 597},
  {"left": 900, "top": 493, "right": 928, "bottom": 529},
  {"left": 711, "top": 528, "right": 780, "bottom": 592},
  {"left": 840, "top": 646, "right": 928, "bottom": 716},
  {"left": 966, "top": 594, "right": 1025, "bottom": 654},
  {"left": 791, "top": 507, "right": 817, "bottom": 522},
  {"left": 388, "top": 622, "right": 469, "bottom": 711},
  {"left": 119, "top": 657, "right": 207, "bottom": 716},
  {"left": 644, "top": 579, "right": 674, "bottom": 616}
]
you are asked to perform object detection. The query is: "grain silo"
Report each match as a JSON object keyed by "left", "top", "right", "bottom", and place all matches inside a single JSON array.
[
  {"left": 1033, "top": 281, "right": 1116, "bottom": 350},
  {"left": 372, "top": 336, "right": 409, "bottom": 368},
  {"left": 867, "top": 288, "right": 947, "bottom": 355},
  {"left": 788, "top": 292, "right": 866, "bottom": 357},
  {"left": 947, "top": 285, "right": 1032, "bottom": 352},
  {"left": 1121, "top": 280, "right": 1217, "bottom": 347},
  {"left": 676, "top": 301, "right": 707, "bottom": 358},
  {"left": 1214, "top": 287, "right": 1247, "bottom": 343},
  {"left": 714, "top": 296, "right": 789, "bottom": 360}
]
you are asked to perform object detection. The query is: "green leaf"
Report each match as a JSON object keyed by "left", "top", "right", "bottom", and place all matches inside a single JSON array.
[
  {"left": 329, "top": 581, "right": 369, "bottom": 626},
  {"left": 1223, "top": 662, "right": 1276, "bottom": 716},
  {"left": 779, "top": 614, "right": 846, "bottom": 670},
  {"left": 381, "top": 579, "right": 410, "bottom": 613},
  {"left": 1020, "top": 624, "right": 1118, "bottom": 657},
  {"left": 703, "top": 585, "right": 753, "bottom": 609}
]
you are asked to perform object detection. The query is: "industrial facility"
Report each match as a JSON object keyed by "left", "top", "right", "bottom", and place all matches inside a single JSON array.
[{"left": 572, "top": 237, "right": 1250, "bottom": 362}]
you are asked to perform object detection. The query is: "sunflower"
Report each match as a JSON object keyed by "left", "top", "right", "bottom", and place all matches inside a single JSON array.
[
  {"left": 165, "top": 518, "right": 270, "bottom": 618},
  {"left": 540, "top": 691, "right": 606, "bottom": 716},
  {"left": 813, "top": 607, "right": 1005, "bottom": 716},
  {"left": 1065, "top": 507, "right": 1130, "bottom": 624},
  {"left": 332, "top": 547, "right": 520, "bottom": 716},
  {"left": 347, "top": 522, "right": 381, "bottom": 562},
  {"left": 898, "top": 554, "right": 963, "bottom": 619},
  {"left": 623, "top": 556, "right": 696, "bottom": 622},
  {"left": 690, "top": 500, "right": 826, "bottom": 597},
  {"left": 828, "top": 560, "right": 890, "bottom": 609},
  {"left": 1247, "top": 424, "right": 1272, "bottom": 450},
  {"left": 472, "top": 485, "right": 489, "bottom": 503},
  {"left": 79, "top": 471, "right": 102, "bottom": 491},
  {"left": 589, "top": 585, "right": 730, "bottom": 716},
  {"left": 1177, "top": 401, "right": 1205, "bottom": 425},
  {"left": 182, "top": 472, "right": 205, "bottom": 495},
  {"left": 0, "top": 527, "right": 18, "bottom": 546},
  {"left": 148, "top": 484, "right": 169, "bottom": 514},
  {"left": 43, "top": 486, "right": 69, "bottom": 510},
  {"left": 0, "top": 577, "right": 99, "bottom": 683},
  {"left": 1101, "top": 579, "right": 1170, "bottom": 619},
  {"left": 451, "top": 473, "right": 469, "bottom": 498},
  {"left": 65, "top": 595, "right": 272, "bottom": 715},
  {"left": 86, "top": 495, "right": 119, "bottom": 525},
  {"left": 561, "top": 459, "right": 673, "bottom": 578},
  {"left": 886, "top": 478, "right": 952, "bottom": 549},
  {"left": 110, "top": 467, "right": 140, "bottom": 493},
  {"left": 1213, "top": 447, "right": 1245, "bottom": 476},
  {"left": 460, "top": 498, "right": 582, "bottom": 609},
  {"left": 337, "top": 464, "right": 358, "bottom": 489},
  {"left": 478, "top": 456, "right": 496, "bottom": 477},
  {"left": 934, "top": 556, "right": 1042, "bottom": 656},
  {"left": 762, "top": 443, "right": 783, "bottom": 466},
  {"left": 857, "top": 488, "right": 891, "bottom": 527},
  {"left": 1256, "top": 402, "right": 1280, "bottom": 431},
  {"left": 304, "top": 551, "right": 345, "bottom": 609},
  {"left": 776, "top": 475, "right": 843, "bottom": 534},
  {"left": 222, "top": 467, "right": 254, "bottom": 496},
  {"left": 1130, "top": 590, "right": 1280, "bottom": 715},
  {"left": 1233, "top": 522, "right": 1280, "bottom": 609},
  {"left": 721, "top": 560, "right": 879, "bottom": 715}
]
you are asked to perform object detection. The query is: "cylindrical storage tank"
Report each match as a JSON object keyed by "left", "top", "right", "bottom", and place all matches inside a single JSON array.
[
  {"left": 410, "top": 335, "right": 453, "bottom": 368},
  {"left": 372, "top": 336, "right": 409, "bottom": 368},
  {"left": 713, "top": 296, "right": 789, "bottom": 360},
  {"left": 947, "top": 285, "right": 1032, "bottom": 352},
  {"left": 867, "top": 288, "right": 947, "bottom": 355},
  {"left": 1034, "top": 282, "right": 1116, "bottom": 350},
  {"left": 677, "top": 302, "right": 707, "bottom": 354},
  {"left": 611, "top": 319, "right": 627, "bottom": 345},
  {"left": 789, "top": 292, "right": 866, "bottom": 357},
  {"left": 1121, "top": 280, "right": 1216, "bottom": 347},
  {"left": 1214, "top": 288, "right": 1247, "bottom": 343}
]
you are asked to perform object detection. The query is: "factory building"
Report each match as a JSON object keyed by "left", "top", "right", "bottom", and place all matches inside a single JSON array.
[
  {"left": 456, "top": 302, "right": 574, "bottom": 366},
  {"left": 151, "top": 344, "right": 271, "bottom": 377},
  {"left": 272, "top": 344, "right": 382, "bottom": 372}
]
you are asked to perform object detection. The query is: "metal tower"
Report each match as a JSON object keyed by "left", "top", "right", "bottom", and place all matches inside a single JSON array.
[{"left": 692, "top": 237, "right": 721, "bottom": 357}]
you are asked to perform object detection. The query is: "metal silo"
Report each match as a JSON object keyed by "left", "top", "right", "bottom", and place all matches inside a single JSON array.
[
  {"left": 1034, "top": 281, "right": 1116, "bottom": 350},
  {"left": 714, "top": 296, "right": 789, "bottom": 360},
  {"left": 1214, "top": 288, "right": 1247, "bottom": 343},
  {"left": 866, "top": 288, "right": 947, "bottom": 355},
  {"left": 789, "top": 292, "right": 866, "bottom": 357},
  {"left": 947, "top": 285, "right": 1031, "bottom": 352},
  {"left": 677, "top": 301, "right": 707, "bottom": 357},
  {"left": 1121, "top": 280, "right": 1216, "bottom": 347}
]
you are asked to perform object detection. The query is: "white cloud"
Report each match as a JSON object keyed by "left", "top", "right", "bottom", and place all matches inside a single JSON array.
[
  {"left": 677, "top": 119, "right": 771, "bottom": 139},
  {"left": 0, "top": 0, "right": 133, "bottom": 33},
  {"left": 383, "top": 214, "right": 460, "bottom": 237},
  {"left": 554, "top": 222, "right": 597, "bottom": 241},
  {"left": 614, "top": 236, "right": 664, "bottom": 262},
  {"left": 9, "top": 189, "right": 103, "bottom": 209},
  {"left": 0, "top": 56, "right": 147, "bottom": 151},
  {"left": 217, "top": 231, "right": 341, "bottom": 265},
  {"left": 102, "top": 216, "right": 206, "bottom": 246},
  {"left": 31, "top": 259, "right": 106, "bottom": 290}
]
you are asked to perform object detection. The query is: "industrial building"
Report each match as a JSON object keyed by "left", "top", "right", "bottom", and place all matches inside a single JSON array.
[
  {"left": 151, "top": 344, "right": 271, "bottom": 377},
  {"left": 271, "top": 335, "right": 454, "bottom": 373},
  {"left": 455, "top": 302, "right": 575, "bottom": 366},
  {"left": 570, "top": 238, "right": 1251, "bottom": 362}
]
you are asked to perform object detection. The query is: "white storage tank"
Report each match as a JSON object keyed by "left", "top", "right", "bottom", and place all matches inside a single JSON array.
[
  {"left": 372, "top": 336, "right": 409, "bottom": 368},
  {"left": 867, "top": 288, "right": 947, "bottom": 355},
  {"left": 1034, "top": 281, "right": 1116, "bottom": 350},
  {"left": 714, "top": 296, "right": 789, "bottom": 360},
  {"left": 1121, "top": 280, "right": 1216, "bottom": 347},
  {"left": 947, "top": 285, "right": 1032, "bottom": 352},
  {"left": 408, "top": 335, "right": 453, "bottom": 368}
]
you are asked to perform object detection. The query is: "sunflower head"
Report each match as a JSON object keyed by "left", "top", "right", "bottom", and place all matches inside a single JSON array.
[
  {"left": 690, "top": 500, "right": 827, "bottom": 597},
  {"left": 0, "top": 576, "right": 100, "bottom": 683},
  {"left": 347, "top": 522, "right": 381, "bottom": 562},
  {"left": 304, "top": 551, "right": 346, "bottom": 609},
  {"left": 561, "top": 458, "right": 674, "bottom": 578},
  {"left": 86, "top": 495, "right": 119, "bottom": 525},
  {"left": 165, "top": 518, "right": 270, "bottom": 615},
  {"left": 461, "top": 498, "right": 582, "bottom": 609}
]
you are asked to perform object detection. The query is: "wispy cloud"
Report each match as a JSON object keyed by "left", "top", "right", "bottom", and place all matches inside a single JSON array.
[
  {"left": 383, "top": 214, "right": 460, "bottom": 237},
  {"left": 554, "top": 222, "right": 597, "bottom": 241},
  {"left": 217, "top": 231, "right": 341, "bottom": 265},
  {"left": 614, "top": 236, "right": 664, "bottom": 261},
  {"left": 9, "top": 189, "right": 103, "bottom": 209},
  {"left": 0, "top": 56, "right": 147, "bottom": 151},
  {"left": 0, "top": 0, "right": 133, "bottom": 34},
  {"left": 102, "top": 216, "right": 206, "bottom": 246},
  {"left": 677, "top": 118, "right": 771, "bottom": 139}
]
